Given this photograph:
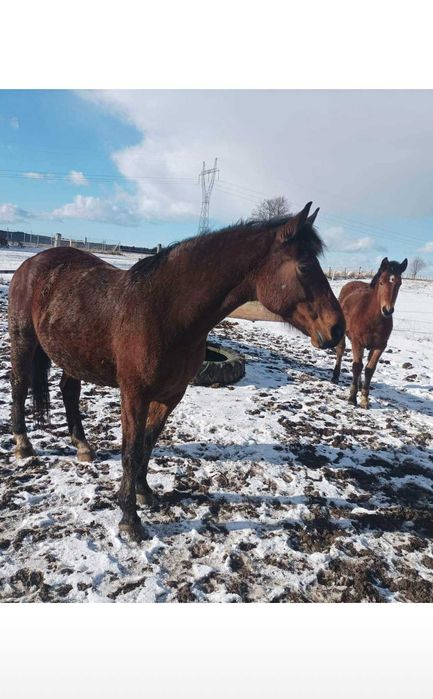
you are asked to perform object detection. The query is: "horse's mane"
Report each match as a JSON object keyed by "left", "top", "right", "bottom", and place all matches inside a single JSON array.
[{"left": 128, "top": 215, "right": 324, "bottom": 278}]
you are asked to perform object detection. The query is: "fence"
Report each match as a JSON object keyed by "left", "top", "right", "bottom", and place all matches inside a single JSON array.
[
  {"left": 0, "top": 229, "right": 160, "bottom": 256},
  {"left": 326, "top": 268, "right": 433, "bottom": 282}
]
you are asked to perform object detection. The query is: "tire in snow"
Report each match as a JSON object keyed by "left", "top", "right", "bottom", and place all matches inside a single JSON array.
[{"left": 192, "top": 343, "right": 245, "bottom": 387}]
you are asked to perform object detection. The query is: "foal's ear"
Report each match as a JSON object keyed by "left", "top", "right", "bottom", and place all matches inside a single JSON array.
[
  {"left": 379, "top": 257, "right": 389, "bottom": 270},
  {"left": 278, "top": 201, "right": 312, "bottom": 243},
  {"left": 307, "top": 207, "right": 320, "bottom": 225},
  {"left": 399, "top": 258, "right": 408, "bottom": 273}
]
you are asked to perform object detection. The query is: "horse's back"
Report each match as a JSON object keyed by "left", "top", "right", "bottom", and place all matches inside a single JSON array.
[
  {"left": 9, "top": 247, "right": 112, "bottom": 307},
  {"left": 338, "top": 280, "right": 370, "bottom": 305}
]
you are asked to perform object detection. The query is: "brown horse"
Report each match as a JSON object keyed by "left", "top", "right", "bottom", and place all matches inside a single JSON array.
[
  {"left": 9, "top": 202, "right": 345, "bottom": 541},
  {"left": 331, "top": 257, "right": 408, "bottom": 408}
]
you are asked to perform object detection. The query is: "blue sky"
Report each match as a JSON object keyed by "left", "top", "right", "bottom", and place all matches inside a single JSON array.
[{"left": 1, "top": 90, "right": 433, "bottom": 273}]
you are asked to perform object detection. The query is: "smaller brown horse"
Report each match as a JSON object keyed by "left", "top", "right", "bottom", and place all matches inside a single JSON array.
[{"left": 332, "top": 257, "right": 408, "bottom": 408}]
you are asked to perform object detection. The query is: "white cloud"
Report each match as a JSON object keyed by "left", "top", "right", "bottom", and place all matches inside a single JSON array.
[
  {"left": 24, "top": 171, "right": 46, "bottom": 180},
  {"left": 67, "top": 170, "right": 89, "bottom": 186},
  {"left": 81, "top": 90, "right": 433, "bottom": 223},
  {"left": 50, "top": 194, "right": 141, "bottom": 226},
  {"left": 322, "top": 226, "right": 381, "bottom": 253},
  {"left": 10, "top": 116, "right": 19, "bottom": 129},
  {"left": 0, "top": 203, "right": 33, "bottom": 222},
  {"left": 418, "top": 241, "right": 433, "bottom": 253}
]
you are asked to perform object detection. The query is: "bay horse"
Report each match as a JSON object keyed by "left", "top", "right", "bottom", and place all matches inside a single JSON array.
[
  {"left": 9, "top": 202, "right": 345, "bottom": 541},
  {"left": 331, "top": 257, "right": 408, "bottom": 408}
]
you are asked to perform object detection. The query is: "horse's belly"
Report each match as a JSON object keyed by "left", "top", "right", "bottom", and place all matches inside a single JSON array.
[{"left": 35, "top": 315, "right": 118, "bottom": 387}]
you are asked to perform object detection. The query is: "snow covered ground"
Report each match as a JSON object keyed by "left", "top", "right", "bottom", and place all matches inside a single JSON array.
[{"left": 1, "top": 249, "right": 433, "bottom": 602}]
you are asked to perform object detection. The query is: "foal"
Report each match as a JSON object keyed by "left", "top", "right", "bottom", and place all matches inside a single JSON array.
[
  {"left": 332, "top": 257, "right": 407, "bottom": 408},
  {"left": 9, "top": 202, "right": 345, "bottom": 541}
]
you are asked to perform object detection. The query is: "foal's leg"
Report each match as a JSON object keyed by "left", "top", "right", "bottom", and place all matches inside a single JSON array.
[
  {"left": 360, "top": 348, "right": 383, "bottom": 409},
  {"left": 59, "top": 372, "right": 94, "bottom": 462},
  {"left": 10, "top": 327, "right": 37, "bottom": 458},
  {"left": 331, "top": 336, "right": 346, "bottom": 384},
  {"left": 136, "top": 394, "right": 184, "bottom": 507},
  {"left": 118, "top": 387, "right": 149, "bottom": 541},
  {"left": 348, "top": 342, "right": 364, "bottom": 406}
]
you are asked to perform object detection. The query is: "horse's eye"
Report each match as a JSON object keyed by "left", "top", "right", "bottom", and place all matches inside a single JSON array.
[{"left": 389, "top": 275, "right": 395, "bottom": 283}]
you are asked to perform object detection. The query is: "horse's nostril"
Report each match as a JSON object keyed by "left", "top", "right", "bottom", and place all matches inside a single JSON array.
[
  {"left": 331, "top": 322, "right": 344, "bottom": 343},
  {"left": 382, "top": 306, "right": 394, "bottom": 317}
]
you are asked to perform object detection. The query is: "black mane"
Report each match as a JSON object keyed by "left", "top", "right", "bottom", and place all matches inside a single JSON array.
[
  {"left": 218, "top": 216, "right": 325, "bottom": 256},
  {"left": 129, "top": 214, "right": 325, "bottom": 278}
]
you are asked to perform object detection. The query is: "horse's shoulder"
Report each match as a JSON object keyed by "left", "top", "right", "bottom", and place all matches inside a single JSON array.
[{"left": 339, "top": 282, "right": 370, "bottom": 309}]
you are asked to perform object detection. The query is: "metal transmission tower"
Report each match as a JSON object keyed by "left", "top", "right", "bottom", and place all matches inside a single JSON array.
[{"left": 198, "top": 158, "right": 219, "bottom": 234}]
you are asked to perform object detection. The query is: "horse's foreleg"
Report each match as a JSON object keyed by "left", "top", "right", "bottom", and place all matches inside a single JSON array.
[
  {"left": 331, "top": 336, "right": 346, "bottom": 384},
  {"left": 60, "top": 373, "right": 94, "bottom": 462},
  {"left": 136, "top": 394, "right": 184, "bottom": 507},
  {"left": 118, "top": 388, "right": 149, "bottom": 541},
  {"left": 360, "top": 348, "right": 383, "bottom": 409},
  {"left": 10, "top": 327, "right": 37, "bottom": 459},
  {"left": 348, "top": 343, "right": 364, "bottom": 406}
]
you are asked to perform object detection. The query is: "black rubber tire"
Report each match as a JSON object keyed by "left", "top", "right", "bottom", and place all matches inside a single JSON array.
[{"left": 191, "top": 343, "right": 245, "bottom": 387}]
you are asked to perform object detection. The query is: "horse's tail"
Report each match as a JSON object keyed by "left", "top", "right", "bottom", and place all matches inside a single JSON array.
[{"left": 32, "top": 345, "right": 51, "bottom": 425}]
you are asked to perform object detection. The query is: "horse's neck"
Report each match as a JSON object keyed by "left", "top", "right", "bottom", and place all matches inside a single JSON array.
[{"left": 162, "top": 227, "right": 272, "bottom": 337}]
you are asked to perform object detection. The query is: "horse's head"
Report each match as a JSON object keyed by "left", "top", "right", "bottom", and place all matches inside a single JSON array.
[
  {"left": 370, "top": 257, "right": 408, "bottom": 317},
  {"left": 255, "top": 202, "right": 345, "bottom": 349}
]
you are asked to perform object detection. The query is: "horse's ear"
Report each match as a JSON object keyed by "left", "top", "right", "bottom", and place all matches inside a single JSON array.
[
  {"left": 278, "top": 202, "right": 312, "bottom": 243},
  {"left": 399, "top": 258, "right": 408, "bottom": 273},
  {"left": 371, "top": 257, "right": 389, "bottom": 287},
  {"left": 307, "top": 207, "right": 320, "bottom": 226}
]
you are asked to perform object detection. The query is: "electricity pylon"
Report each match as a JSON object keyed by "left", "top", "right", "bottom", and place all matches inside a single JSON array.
[{"left": 198, "top": 158, "right": 219, "bottom": 234}]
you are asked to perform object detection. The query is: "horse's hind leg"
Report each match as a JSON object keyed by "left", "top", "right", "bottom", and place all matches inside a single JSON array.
[
  {"left": 136, "top": 394, "right": 184, "bottom": 507},
  {"left": 348, "top": 342, "right": 364, "bottom": 406},
  {"left": 331, "top": 336, "right": 346, "bottom": 384},
  {"left": 10, "top": 326, "right": 37, "bottom": 459},
  {"left": 60, "top": 372, "right": 94, "bottom": 462}
]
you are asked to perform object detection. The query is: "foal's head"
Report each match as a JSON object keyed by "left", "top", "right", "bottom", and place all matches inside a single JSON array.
[
  {"left": 370, "top": 257, "right": 408, "bottom": 317},
  {"left": 255, "top": 202, "right": 345, "bottom": 349}
]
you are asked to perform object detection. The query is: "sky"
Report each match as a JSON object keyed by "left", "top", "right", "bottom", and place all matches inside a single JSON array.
[{"left": 1, "top": 89, "right": 433, "bottom": 272}]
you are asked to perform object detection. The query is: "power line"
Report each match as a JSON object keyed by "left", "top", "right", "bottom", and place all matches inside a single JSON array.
[
  {"left": 2, "top": 162, "right": 432, "bottom": 252},
  {"left": 214, "top": 183, "right": 263, "bottom": 206},
  {"left": 0, "top": 168, "right": 196, "bottom": 184}
]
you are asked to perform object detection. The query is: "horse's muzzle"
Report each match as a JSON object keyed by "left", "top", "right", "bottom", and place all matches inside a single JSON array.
[
  {"left": 382, "top": 306, "right": 394, "bottom": 317},
  {"left": 317, "top": 322, "right": 345, "bottom": 349}
]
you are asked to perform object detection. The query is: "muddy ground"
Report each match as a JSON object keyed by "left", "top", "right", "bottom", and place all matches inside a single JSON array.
[{"left": 1, "top": 285, "right": 433, "bottom": 602}]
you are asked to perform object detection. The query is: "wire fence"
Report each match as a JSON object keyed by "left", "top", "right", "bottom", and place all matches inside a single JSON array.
[{"left": 326, "top": 268, "right": 433, "bottom": 282}]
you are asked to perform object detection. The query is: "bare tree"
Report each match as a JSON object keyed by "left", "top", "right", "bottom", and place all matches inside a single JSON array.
[
  {"left": 409, "top": 256, "right": 426, "bottom": 279},
  {"left": 251, "top": 196, "right": 290, "bottom": 221}
]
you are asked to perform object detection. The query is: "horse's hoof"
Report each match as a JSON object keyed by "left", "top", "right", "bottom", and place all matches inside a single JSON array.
[
  {"left": 119, "top": 521, "right": 147, "bottom": 543},
  {"left": 136, "top": 490, "right": 156, "bottom": 508},
  {"left": 331, "top": 376, "right": 339, "bottom": 384},
  {"left": 77, "top": 447, "right": 95, "bottom": 463},
  {"left": 348, "top": 396, "right": 357, "bottom": 406},
  {"left": 360, "top": 400, "right": 369, "bottom": 410},
  {"left": 15, "top": 444, "right": 36, "bottom": 459}
]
